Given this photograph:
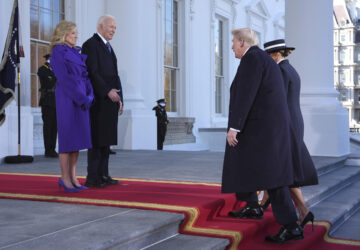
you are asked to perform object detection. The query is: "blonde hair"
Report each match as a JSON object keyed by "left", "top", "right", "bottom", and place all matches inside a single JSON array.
[
  {"left": 231, "top": 28, "right": 259, "bottom": 46},
  {"left": 50, "top": 21, "right": 77, "bottom": 52}
]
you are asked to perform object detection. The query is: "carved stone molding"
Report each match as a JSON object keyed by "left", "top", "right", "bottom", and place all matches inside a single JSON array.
[
  {"left": 190, "top": 0, "right": 195, "bottom": 20},
  {"left": 231, "top": 0, "right": 239, "bottom": 26}
]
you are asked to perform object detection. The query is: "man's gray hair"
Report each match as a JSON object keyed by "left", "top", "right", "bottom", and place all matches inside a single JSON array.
[
  {"left": 232, "top": 28, "right": 259, "bottom": 46},
  {"left": 97, "top": 14, "right": 115, "bottom": 31}
]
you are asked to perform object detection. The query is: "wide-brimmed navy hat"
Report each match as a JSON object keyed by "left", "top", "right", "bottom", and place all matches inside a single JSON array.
[{"left": 263, "top": 39, "right": 295, "bottom": 53}]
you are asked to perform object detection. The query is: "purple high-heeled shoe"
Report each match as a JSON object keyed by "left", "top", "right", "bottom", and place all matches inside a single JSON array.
[
  {"left": 58, "top": 178, "right": 80, "bottom": 192},
  {"left": 72, "top": 181, "right": 88, "bottom": 190}
]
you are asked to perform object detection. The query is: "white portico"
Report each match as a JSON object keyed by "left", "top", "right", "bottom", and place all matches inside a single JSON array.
[
  {"left": 0, "top": 0, "right": 350, "bottom": 160},
  {"left": 286, "top": 0, "right": 349, "bottom": 156}
]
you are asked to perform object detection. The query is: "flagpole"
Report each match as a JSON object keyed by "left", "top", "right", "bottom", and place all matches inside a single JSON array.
[
  {"left": 17, "top": 67, "right": 21, "bottom": 155},
  {"left": 4, "top": 0, "right": 33, "bottom": 164}
]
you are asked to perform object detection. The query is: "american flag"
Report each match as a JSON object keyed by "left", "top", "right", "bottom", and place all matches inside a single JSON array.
[{"left": 0, "top": 0, "right": 22, "bottom": 126}]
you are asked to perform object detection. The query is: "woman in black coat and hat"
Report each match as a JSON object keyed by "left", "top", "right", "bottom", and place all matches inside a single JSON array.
[{"left": 261, "top": 39, "right": 318, "bottom": 229}]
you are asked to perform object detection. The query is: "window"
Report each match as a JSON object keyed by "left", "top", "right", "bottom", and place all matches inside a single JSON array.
[
  {"left": 341, "top": 34, "right": 346, "bottom": 42},
  {"left": 214, "top": 18, "right": 224, "bottom": 114},
  {"left": 341, "top": 91, "right": 347, "bottom": 101},
  {"left": 30, "top": 0, "right": 64, "bottom": 107},
  {"left": 340, "top": 72, "right": 346, "bottom": 83},
  {"left": 358, "top": 74, "right": 360, "bottom": 84},
  {"left": 358, "top": 91, "right": 360, "bottom": 101},
  {"left": 164, "top": 0, "right": 179, "bottom": 112},
  {"left": 340, "top": 50, "right": 346, "bottom": 63}
]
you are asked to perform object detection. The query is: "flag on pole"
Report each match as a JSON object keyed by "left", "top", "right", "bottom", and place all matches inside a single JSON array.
[{"left": 0, "top": 0, "right": 20, "bottom": 126}]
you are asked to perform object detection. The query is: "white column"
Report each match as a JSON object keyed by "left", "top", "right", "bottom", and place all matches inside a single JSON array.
[
  {"left": 103, "top": 0, "right": 157, "bottom": 150},
  {"left": 286, "top": 0, "right": 349, "bottom": 156}
]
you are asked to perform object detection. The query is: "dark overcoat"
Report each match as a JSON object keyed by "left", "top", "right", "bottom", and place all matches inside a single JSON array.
[
  {"left": 50, "top": 45, "right": 93, "bottom": 153},
  {"left": 82, "top": 34, "right": 123, "bottom": 147},
  {"left": 279, "top": 59, "right": 318, "bottom": 186},
  {"left": 221, "top": 46, "right": 299, "bottom": 193}
]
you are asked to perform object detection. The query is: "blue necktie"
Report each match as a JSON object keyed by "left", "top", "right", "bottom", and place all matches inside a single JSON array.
[{"left": 106, "top": 42, "right": 111, "bottom": 53}]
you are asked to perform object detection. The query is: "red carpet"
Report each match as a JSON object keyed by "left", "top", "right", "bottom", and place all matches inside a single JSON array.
[{"left": 0, "top": 172, "right": 359, "bottom": 250}]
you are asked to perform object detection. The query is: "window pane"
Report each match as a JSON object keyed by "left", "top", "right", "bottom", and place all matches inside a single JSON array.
[
  {"left": 31, "top": 1, "right": 63, "bottom": 107},
  {"left": 164, "top": 68, "right": 177, "bottom": 112},
  {"left": 215, "top": 77, "right": 222, "bottom": 113},
  {"left": 38, "top": 43, "right": 49, "bottom": 68},
  {"left": 164, "top": 68, "right": 170, "bottom": 92},
  {"left": 53, "top": 0, "right": 59, "bottom": 12},
  {"left": 30, "top": 5, "right": 39, "bottom": 39},
  {"left": 53, "top": 14, "right": 60, "bottom": 28},
  {"left": 164, "top": 0, "right": 178, "bottom": 112},
  {"left": 40, "top": 8, "right": 52, "bottom": 41},
  {"left": 31, "top": 75, "right": 39, "bottom": 107},
  {"left": 59, "top": 0, "right": 64, "bottom": 13},
  {"left": 31, "top": 42, "right": 37, "bottom": 74},
  {"left": 171, "top": 69, "right": 176, "bottom": 90},
  {"left": 170, "top": 90, "right": 176, "bottom": 112},
  {"left": 39, "top": 0, "right": 52, "bottom": 9}
]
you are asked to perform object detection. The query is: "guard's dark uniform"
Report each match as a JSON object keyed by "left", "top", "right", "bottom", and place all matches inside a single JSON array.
[
  {"left": 37, "top": 57, "right": 58, "bottom": 157},
  {"left": 152, "top": 99, "right": 169, "bottom": 150}
]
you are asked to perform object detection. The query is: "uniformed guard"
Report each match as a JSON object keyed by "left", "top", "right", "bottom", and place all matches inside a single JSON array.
[
  {"left": 37, "top": 54, "right": 58, "bottom": 157},
  {"left": 152, "top": 99, "right": 169, "bottom": 150}
]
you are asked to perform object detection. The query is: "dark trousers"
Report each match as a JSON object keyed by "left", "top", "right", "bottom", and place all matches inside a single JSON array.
[
  {"left": 157, "top": 123, "right": 167, "bottom": 150},
  {"left": 41, "top": 106, "right": 57, "bottom": 153},
  {"left": 87, "top": 146, "right": 110, "bottom": 182},
  {"left": 236, "top": 186, "right": 297, "bottom": 226}
]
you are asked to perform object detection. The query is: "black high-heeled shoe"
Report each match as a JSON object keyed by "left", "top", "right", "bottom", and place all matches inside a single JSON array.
[{"left": 300, "top": 211, "right": 314, "bottom": 231}]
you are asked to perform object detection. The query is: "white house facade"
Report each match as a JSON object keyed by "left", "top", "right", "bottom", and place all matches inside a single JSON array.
[
  {"left": 0, "top": 0, "right": 349, "bottom": 161},
  {"left": 334, "top": 0, "right": 360, "bottom": 128}
]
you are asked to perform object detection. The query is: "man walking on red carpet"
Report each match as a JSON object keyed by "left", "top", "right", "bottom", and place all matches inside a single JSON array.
[{"left": 221, "top": 28, "right": 303, "bottom": 243}]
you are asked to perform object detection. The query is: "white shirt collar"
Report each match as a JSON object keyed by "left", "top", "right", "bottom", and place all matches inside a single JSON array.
[
  {"left": 277, "top": 58, "right": 286, "bottom": 64},
  {"left": 242, "top": 46, "right": 251, "bottom": 57},
  {"left": 97, "top": 32, "right": 108, "bottom": 44}
]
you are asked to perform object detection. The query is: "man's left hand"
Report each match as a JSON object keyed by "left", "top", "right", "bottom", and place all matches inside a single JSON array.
[
  {"left": 227, "top": 129, "right": 238, "bottom": 147},
  {"left": 119, "top": 100, "right": 123, "bottom": 115}
]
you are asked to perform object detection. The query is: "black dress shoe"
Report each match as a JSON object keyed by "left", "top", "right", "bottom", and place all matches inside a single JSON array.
[
  {"left": 102, "top": 176, "right": 119, "bottom": 185},
  {"left": 45, "top": 150, "right": 58, "bottom": 158},
  {"left": 85, "top": 179, "right": 107, "bottom": 188},
  {"left": 228, "top": 205, "right": 263, "bottom": 219},
  {"left": 109, "top": 150, "right": 116, "bottom": 155},
  {"left": 265, "top": 225, "right": 304, "bottom": 243}
]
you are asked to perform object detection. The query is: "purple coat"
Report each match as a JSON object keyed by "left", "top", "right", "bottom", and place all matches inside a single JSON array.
[{"left": 50, "top": 44, "right": 94, "bottom": 153}]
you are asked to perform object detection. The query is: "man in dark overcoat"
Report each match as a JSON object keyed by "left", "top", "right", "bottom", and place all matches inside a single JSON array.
[
  {"left": 82, "top": 15, "right": 123, "bottom": 188},
  {"left": 37, "top": 54, "right": 58, "bottom": 158},
  {"left": 221, "top": 28, "right": 303, "bottom": 243}
]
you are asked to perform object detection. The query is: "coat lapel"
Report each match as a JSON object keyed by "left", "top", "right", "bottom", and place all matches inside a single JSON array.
[{"left": 93, "top": 33, "right": 118, "bottom": 70}]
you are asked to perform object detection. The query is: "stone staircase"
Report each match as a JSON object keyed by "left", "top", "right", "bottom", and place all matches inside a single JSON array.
[
  {"left": 1, "top": 199, "right": 228, "bottom": 250},
  {"left": 3, "top": 156, "right": 360, "bottom": 250},
  {"left": 145, "top": 156, "right": 360, "bottom": 248},
  {"left": 303, "top": 156, "right": 360, "bottom": 239}
]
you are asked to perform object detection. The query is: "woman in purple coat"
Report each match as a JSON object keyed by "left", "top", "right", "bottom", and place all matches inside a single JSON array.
[{"left": 49, "top": 21, "right": 94, "bottom": 192}]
